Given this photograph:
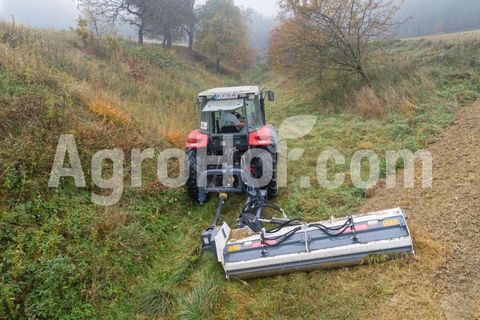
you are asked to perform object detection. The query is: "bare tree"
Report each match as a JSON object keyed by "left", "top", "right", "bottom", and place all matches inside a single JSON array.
[
  {"left": 280, "top": 0, "right": 403, "bottom": 84},
  {"left": 78, "top": 0, "right": 156, "bottom": 44},
  {"left": 83, "top": 8, "right": 107, "bottom": 36},
  {"left": 183, "top": 0, "right": 197, "bottom": 52}
]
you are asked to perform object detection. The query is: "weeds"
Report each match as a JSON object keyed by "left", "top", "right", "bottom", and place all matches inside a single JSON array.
[{"left": 177, "top": 268, "right": 222, "bottom": 320}]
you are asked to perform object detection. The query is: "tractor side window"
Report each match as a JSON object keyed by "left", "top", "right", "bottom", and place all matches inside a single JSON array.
[
  {"left": 200, "top": 111, "right": 210, "bottom": 133},
  {"left": 246, "top": 98, "right": 262, "bottom": 132},
  {"left": 201, "top": 111, "right": 220, "bottom": 133}
]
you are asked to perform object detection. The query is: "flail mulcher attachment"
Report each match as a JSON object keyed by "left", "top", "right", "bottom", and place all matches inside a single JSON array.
[{"left": 204, "top": 199, "right": 414, "bottom": 279}]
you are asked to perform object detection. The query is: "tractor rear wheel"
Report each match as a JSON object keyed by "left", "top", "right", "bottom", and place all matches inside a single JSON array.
[
  {"left": 252, "top": 146, "right": 278, "bottom": 200},
  {"left": 186, "top": 149, "right": 209, "bottom": 204},
  {"left": 266, "top": 146, "right": 278, "bottom": 199}
]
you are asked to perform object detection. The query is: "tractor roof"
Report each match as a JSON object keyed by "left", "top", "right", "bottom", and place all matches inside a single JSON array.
[{"left": 198, "top": 86, "right": 261, "bottom": 100}]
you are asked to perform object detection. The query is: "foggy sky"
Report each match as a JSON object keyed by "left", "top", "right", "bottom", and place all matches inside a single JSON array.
[
  {"left": 0, "top": 0, "right": 79, "bottom": 29},
  {"left": 235, "top": 0, "right": 278, "bottom": 14},
  {"left": 0, "top": 0, "right": 279, "bottom": 29},
  {"left": 197, "top": 0, "right": 279, "bottom": 16}
]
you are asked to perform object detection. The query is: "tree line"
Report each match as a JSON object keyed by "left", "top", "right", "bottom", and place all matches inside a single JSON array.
[
  {"left": 78, "top": 0, "right": 196, "bottom": 47},
  {"left": 78, "top": 0, "right": 255, "bottom": 70}
]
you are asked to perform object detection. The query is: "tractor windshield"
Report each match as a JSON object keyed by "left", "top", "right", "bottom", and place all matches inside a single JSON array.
[{"left": 200, "top": 97, "right": 262, "bottom": 134}]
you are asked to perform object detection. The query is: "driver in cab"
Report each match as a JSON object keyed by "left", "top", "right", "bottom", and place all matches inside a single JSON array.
[{"left": 220, "top": 110, "right": 245, "bottom": 133}]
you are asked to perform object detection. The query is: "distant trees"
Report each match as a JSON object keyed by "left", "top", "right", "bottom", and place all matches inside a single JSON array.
[
  {"left": 271, "top": 0, "right": 402, "bottom": 84},
  {"left": 78, "top": 0, "right": 157, "bottom": 44},
  {"left": 78, "top": 0, "right": 255, "bottom": 70},
  {"left": 183, "top": 0, "right": 198, "bottom": 51},
  {"left": 196, "top": 0, "right": 255, "bottom": 70},
  {"left": 78, "top": 0, "right": 199, "bottom": 48},
  {"left": 74, "top": 9, "right": 112, "bottom": 49},
  {"left": 144, "top": 0, "right": 190, "bottom": 48},
  {"left": 80, "top": 7, "right": 110, "bottom": 37},
  {"left": 270, "top": 17, "right": 322, "bottom": 79}
]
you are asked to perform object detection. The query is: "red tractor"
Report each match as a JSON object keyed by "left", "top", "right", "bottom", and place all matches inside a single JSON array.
[
  {"left": 185, "top": 87, "right": 414, "bottom": 280},
  {"left": 185, "top": 86, "right": 278, "bottom": 204}
]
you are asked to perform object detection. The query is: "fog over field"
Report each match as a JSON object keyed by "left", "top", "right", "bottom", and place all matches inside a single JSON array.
[
  {"left": 398, "top": 0, "right": 480, "bottom": 36},
  {"left": 198, "top": 0, "right": 278, "bottom": 15},
  {"left": 1, "top": 0, "right": 480, "bottom": 42}
]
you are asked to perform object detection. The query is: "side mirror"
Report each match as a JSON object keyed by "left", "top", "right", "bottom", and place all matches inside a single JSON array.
[{"left": 267, "top": 91, "right": 275, "bottom": 102}]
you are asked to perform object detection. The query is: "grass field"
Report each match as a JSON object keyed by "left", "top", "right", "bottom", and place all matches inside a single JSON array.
[
  {"left": 1, "top": 22, "right": 480, "bottom": 319},
  {"left": 403, "top": 28, "right": 480, "bottom": 41}
]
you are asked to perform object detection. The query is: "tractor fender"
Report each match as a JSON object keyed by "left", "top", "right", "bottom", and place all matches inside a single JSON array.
[
  {"left": 249, "top": 125, "right": 279, "bottom": 152},
  {"left": 267, "top": 124, "right": 280, "bottom": 153}
]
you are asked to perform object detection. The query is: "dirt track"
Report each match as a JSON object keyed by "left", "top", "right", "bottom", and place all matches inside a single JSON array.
[{"left": 361, "top": 101, "right": 480, "bottom": 319}]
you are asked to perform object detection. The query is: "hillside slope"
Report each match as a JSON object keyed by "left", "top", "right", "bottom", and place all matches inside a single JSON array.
[
  {"left": 209, "top": 40, "right": 480, "bottom": 320},
  {"left": 403, "top": 28, "right": 480, "bottom": 41},
  {"left": 2, "top": 23, "right": 480, "bottom": 320},
  {"left": 0, "top": 22, "right": 230, "bottom": 319}
]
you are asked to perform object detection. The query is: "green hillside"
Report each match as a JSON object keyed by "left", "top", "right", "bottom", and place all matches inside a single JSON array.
[{"left": 1, "top": 22, "right": 480, "bottom": 319}]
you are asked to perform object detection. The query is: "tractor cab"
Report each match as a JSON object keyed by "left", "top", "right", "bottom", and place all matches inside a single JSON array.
[
  {"left": 198, "top": 87, "right": 267, "bottom": 134},
  {"left": 195, "top": 86, "right": 275, "bottom": 155}
]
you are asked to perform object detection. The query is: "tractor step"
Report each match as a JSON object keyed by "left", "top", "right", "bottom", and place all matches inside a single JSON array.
[{"left": 213, "top": 208, "right": 414, "bottom": 279}]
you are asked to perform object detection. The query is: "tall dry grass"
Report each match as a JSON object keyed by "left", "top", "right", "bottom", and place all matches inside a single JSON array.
[
  {"left": 0, "top": 21, "right": 226, "bottom": 148},
  {"left": 88, "top": 99, "right": 132, "bottom": 125},
  {"left": 353, "top": 67, "right": 436, "bottom": 119},
  {"left": 354, "top": 84, "right": 418, "bottom": 118},
  {"left": 354, "top": 86, "right": 385, "bottom": 118}
]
